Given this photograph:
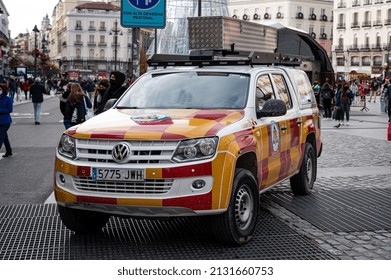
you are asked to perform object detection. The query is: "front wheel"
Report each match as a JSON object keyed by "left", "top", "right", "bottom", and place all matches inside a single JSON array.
[
  {"left": 290, "top": 142, "right": 316, "bottom": 195},
  {"left": 57, "top": 205, "right": 110, "bottom": 233},
  {"left": 211, "top": 168, "right": 259, "bottom": 245}
]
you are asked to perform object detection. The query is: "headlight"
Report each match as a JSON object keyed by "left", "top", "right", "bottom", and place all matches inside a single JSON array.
[
  {"left": 172, "top": 137, "right": 218, "bottom": 162},
  {"left": 58, "top": 134, "right": 76, "bottom": 159}
]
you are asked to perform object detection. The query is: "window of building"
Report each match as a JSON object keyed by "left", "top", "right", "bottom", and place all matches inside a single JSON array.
[
  {"left": 351, "top": 56, "right": 360, "bottom": 66},
  {"left": 89, "top": 21, "right": 95, "bottom": 29},
  {"left": 89, "top": 35, "right": 94, "bottom": 43},
  {"left": 76, "top": 34, "right": 81, "bottom": 43},
  {"left": 376, "top": 33, "right": 381, "bottom": 47},
  {"left": 76, "top": 48, "right": 81, "bottom": 59},
  {"left": 89, "top": 49, "right": 94, "bottom": 59},
  {"left": 362, "top": 56, "right": 371, "bottom": 66},
  {"left": 100, "top": 21, "right": 106, "bottom": 30},
  {"left": 76, "top": 21, "right": 82, "bottom": 30},
  {"left": 337, "top": 57, "right": 345, "bottom": 66},
  {"left": 100, "top": 49, "right": 105, "bottom": 59},
  {"left": 373, "top": 56, "right": 382, "bottom": 66},
  {"left": 321, "top": 8, "right": 325, "bottom": 16}
]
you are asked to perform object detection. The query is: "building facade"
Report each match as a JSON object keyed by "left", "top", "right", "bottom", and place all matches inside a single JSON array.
[
  {"left": 333, "top": 0, "right": 391, "bottom": 80},
  {"left": 227, "top": 0, "right": 334, "bottom": 54},
  {"left": 49, "top": 0, "right": 133, "bottom": 78},
  {"left": 0, "top": 0, "right": 10, "bottom": 76}
]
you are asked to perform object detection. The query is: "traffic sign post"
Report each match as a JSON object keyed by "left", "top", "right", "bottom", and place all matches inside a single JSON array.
[{"left": 121, "top": 0, "right": 166, "bottom": 79}]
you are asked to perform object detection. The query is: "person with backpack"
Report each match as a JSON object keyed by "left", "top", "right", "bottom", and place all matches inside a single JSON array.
[
  {"left": 320, "top": 81, "right": 334, "bottom": 120},
  {"left": 64, "top": 83, "right": 92, "bottom": 128}
]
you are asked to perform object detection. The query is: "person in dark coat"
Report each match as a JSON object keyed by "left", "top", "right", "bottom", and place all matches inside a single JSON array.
[
  {"left": 0, "top": 83, "right": 13, "bottom": 157},
  {"left": 59, "top": 82, "right": 72, "bottom": 129},
  {"left": 29, "top": 77, "right": 47, "bottom": 125},
  {"left": 93, "top": 78, "right": 109, "bottom": 115},
  {"left": 64, "top": 83, "right": 92, "bottom": 128},
  {"left": 95, "top": 71, "right": 127, "bottom": 115}
]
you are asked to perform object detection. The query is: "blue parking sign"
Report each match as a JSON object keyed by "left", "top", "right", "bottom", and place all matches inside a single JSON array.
[{"left": 121, "top": 0, "right": 166, "bottom": 28}]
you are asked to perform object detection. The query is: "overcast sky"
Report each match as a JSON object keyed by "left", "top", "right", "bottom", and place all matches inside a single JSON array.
[{"left": 3, "top": 0, "right": 63, "bottom": 37}]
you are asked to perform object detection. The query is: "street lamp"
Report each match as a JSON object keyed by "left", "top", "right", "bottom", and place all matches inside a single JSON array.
[
  {"left": 32, "top": 24, "right": 39, "bottom": 79},
  {"left": 110, "top": 19, "right": 122, "bottom": 71}
]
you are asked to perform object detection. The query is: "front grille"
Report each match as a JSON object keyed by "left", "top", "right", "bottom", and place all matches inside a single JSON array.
[
  {"left": 74, "top": 177, "right": 174, "bottom": 194},
  {"left": 76, "top": 139, "right": 179, "bottom": 164}
]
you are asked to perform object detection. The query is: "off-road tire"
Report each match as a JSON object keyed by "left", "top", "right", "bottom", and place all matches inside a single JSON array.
[
  {"left": 290, "top": 142, "right": 316, "bottom": 195},
  {"left": 211, "top": 168, "right": 259, "bottom": 245}
]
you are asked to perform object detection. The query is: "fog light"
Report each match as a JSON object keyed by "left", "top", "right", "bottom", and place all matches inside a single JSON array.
[
  {"left": 59, "top": 174, "right": 66, "bottom": 184},
  {"left": 192, "top": 179, "right": 206, "bottom": 190}
]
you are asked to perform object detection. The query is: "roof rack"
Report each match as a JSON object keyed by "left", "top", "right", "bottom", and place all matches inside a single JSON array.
[{"left": 147, "top": 48, "right": 302, "bottom": 68}]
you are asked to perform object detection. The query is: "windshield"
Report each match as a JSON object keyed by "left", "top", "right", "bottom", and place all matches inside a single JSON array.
[{"left": 117, "top": 71, "right": 250, "bottom": 109}]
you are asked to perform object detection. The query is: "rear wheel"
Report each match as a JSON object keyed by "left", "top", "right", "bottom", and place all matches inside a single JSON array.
[
  {"left": 57, "top": 205, "right": 110, "bottom": 233},
  {"left": 211, "top": 168, "right": 259, "bottom": 245},
  {"left": 290, "top": 142, "right": 316, "bottom": 195}
]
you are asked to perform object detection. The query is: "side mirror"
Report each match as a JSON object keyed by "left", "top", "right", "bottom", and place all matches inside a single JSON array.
[
  {"left": 103, "top": 98, "right": 118, "bottom": 112},
  {"left": 256, "top": 99, "right": 287, "bottom": 118}
]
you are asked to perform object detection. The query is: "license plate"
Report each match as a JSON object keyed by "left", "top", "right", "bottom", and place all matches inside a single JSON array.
[{"left": 92, "top": 168, "right": 145, "bottom": 181}]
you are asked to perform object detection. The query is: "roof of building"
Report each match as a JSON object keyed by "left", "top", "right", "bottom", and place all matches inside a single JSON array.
[{"left": 75, "top": 2, "right": 120, "bottom": 11}]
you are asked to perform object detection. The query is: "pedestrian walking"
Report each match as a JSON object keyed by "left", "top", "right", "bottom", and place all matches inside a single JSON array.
[
  {"left": 0, "top": 83, "right": 13, "bottom": 157},
  {"left": 95, "top": 71, "right": 127, "bottom": 115},
  {"left": 320, "top": 81, "right": 334, "bottom": 120},
  {"left": 29, "top": 77, "right": 47, "bottom": 125},
  {"left": 8, "top": 77, "right": 16, "bottom": 102},
  {"left": 312, "top": 81, "right": 321, "bottom": 109},
  {"left": 64, "top": 83, "right": 92, "bottom": 128},
  {"left": 22, "top": 80, "right": 30, "bottom": 100},
  {"left": 85, "top": 78, "right": 96, "bottom": 101},
  {"left": 93, "top": 78, "right": 109, "bottom": 115},
  {"left": 369, "top": 78, "right": 379, "bottom": 103}
]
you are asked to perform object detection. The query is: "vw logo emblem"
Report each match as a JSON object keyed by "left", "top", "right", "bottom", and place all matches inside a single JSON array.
[{"left": 112, "top": 142, "right": 131, "bottom": 163}]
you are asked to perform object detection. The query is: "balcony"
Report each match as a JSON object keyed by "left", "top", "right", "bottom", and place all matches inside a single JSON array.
[
  {"left": 351, "top": 22, "right": 360, "bottom": 28},
  {"left": 88, "top": 27, "right": 96, "bottom": 31},
  {"left": 362, "top": 21, "right": 371, "bottom": 27},
  {"left": 337, "top": 1, "right": 346, "bottom": 8},
  {"left": 308, "top": 14, "right": 317, "bottom": 20},
  {"left": 335, "top": 45, "right": 344, "bottom": 52},
  {"left": 363, "top": 0, "right": 372, "bottom": 4},
  {"left": 87, "top": 41, "right": 96, "bottom": 46},
  {"left": 385, "top": 19, "right": 391, "bottom": 25},
  {"left": 337, "top": 23, "right": 346, "bottom": 29},
  {"left": 374, "top": 0, "right": 383, "bottom": 3},
  {"left": 74, "top": 41, "right": 83, "bottom": 46},
  {"left": 320, "top": 15, "right": 328, "bottom": 21},
  {"left": 373, "top": 20, "right": 383, "bottom": 27},
  {"left": 99, "top": 27, "right": 106, "bottom": 31},
  {"left": 98, "top": 42, "right": 107, "bottom": 47},
  {"left": 352, "top": 0, "right": 361, "bottom": 6},
  {"left": 371, "top": 44, "right": 382, "bottom": 51},
  {"left": 75, "top": 26, "right": 82, "bottom": 30},
  {"left": 349, "top": 44, "right": 360, "bottom": 51},
  {"left": 360, "top": 44, "right": 371, "bottom": 51}
]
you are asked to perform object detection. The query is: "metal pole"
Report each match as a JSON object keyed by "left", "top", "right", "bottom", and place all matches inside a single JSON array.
[
  {"left": 198, "top": 0, "right": 201, "bottom": 17},
  {"left": 114, "top": 20, "right": 118, "bottom": 71},
  {"left": 33, "top": 25, "right": 39, "bottom": 79}
]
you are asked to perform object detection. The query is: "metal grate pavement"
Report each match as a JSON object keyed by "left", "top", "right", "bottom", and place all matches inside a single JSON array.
[
  {"left": 0, "top": 204, "right": 335, "bottom": 260},
  {"left": 265, "top": 188, "right": 391, "bottom": 232}
]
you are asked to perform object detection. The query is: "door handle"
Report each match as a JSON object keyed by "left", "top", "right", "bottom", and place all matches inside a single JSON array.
[
  {"left": 296, "top": 120, "right": 302, "bottom": 125},
  {"left": 281, "top": 125, "right": 288, "bottom": 131}
]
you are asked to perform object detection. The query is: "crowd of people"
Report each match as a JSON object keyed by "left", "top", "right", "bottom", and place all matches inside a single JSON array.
[
  {"left": 313, "top": 77, "right": 391, "bottom": 128},
  {"left": 0, "top": 71, "right": 132, "bottom": 158}
]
